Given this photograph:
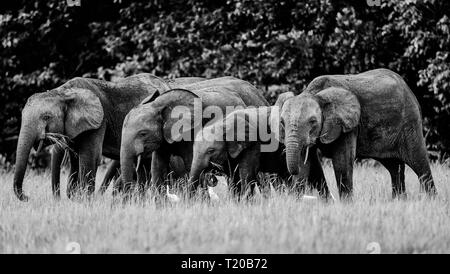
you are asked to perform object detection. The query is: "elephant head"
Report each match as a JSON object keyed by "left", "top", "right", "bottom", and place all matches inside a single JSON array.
[
  {"left": 189, "top": 106, "right": 273, "bottom": 186},
  {"left": 120, "top": 88, "right": 202, "bottom": 185},
  {"left": 14, "top": 88, "right": 104, "bottom": 201},
  {"left": 274, "top": 88, "right": 360, "bottom": 175},
  {"left": 188, "top": 122, "right": 227, "bottom": 186}
]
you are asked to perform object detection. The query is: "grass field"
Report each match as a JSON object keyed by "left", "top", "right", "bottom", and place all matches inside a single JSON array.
[{"left": 0, "top": 161, "right": 449, "bottom": 254}]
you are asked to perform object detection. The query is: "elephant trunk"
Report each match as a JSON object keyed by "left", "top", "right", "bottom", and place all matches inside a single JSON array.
[
  {"left": 188, "top": 158, "right": 209, "bottom": 192},
  {"left": 13, "top": 124, "right": 38, "bottom": 201},
  {"left": 120, "top": 149, "right": 136, "bottom": 193},
  {"left": 188, "top": 166, "right": 203, "bottom": 187},
  {"left": 286, "top": 138, "right": 301, "bottom": 175}
]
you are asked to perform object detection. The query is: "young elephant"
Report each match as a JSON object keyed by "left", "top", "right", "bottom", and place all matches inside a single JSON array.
[
  {"left": 189, "top": 106, "right": 289, "bottom": 198},
  {"left": 120, "top": 77, "right": 269, "bottom": 196},
  {"left": 13, "top": 73, "right": 205, "bottom": 201},
  {"left": 273, "top": 68, "right": 436, "bottom": 199}
]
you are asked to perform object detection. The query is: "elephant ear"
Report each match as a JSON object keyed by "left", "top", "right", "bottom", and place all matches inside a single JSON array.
[
  {"left": 157, "top": 89, "right": 202, "bottom": 144},
  {"left": 140, "top": 90, "right": 160, "bottom": 105},
  {"left": 223, "top": 110, "right": 256, "bottom": 158},
  {"left": 316, "top": 87, "right": 360, "bottom": 144},
  {"left": 269, "top": 92, "right": 294, "bottom": 143},
  {"left": 130, "top": 74, "right": 172, "bottom": 105},
  {"left": 64, "top": 88, "right": 104, "bottom": 139}
]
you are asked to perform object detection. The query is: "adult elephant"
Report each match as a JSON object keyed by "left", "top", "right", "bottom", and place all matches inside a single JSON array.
[
  {"left": 13, "top": 73, "right": 205, "bottom": 201},
  {"left": 189, "top": 106, "right": 289, "bottom": 199},
  {"left": 120, "top": 77, "right": 268, "bottom": 196},
  {"left": 273, "top": 68, "right": 436, "bottom": 200}
]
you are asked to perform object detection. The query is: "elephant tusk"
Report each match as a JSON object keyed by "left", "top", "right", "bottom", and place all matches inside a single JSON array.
[
  {"left": 136, "top": 155, "right": 142, "bottom": 173},
  {"left": 304, "top": 146, "right": 309, "bottom": 165},
  {"left": 36, "top": 139, "right": 44, "bottom": 155}
]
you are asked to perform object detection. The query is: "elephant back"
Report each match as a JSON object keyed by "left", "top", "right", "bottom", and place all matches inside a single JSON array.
[
  {"left": 119, "top": 73, "right": 172, "bottom": 94},
  {"left": 194, "top": 86, "right": 248, "bottom": 113},
  {"left": 183, "top": 76, "right": 269, "bottom": 108},
  {"left": 166, "top": 77, "right": 207, "bottom": 88}
]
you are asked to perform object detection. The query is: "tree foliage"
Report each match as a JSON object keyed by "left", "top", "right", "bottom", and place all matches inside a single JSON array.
[{"left": 1, "top": 0, "right": 449, "bottom": 161}]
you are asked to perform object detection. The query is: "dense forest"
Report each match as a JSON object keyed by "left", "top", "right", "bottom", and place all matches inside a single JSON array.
[{"left": 0, "top": 0, "right": 449, "bottom": 164}]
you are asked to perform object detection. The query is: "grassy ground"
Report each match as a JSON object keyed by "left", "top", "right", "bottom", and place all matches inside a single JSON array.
[{"left": 0, "top": 161, "right": 449, "bottom": 254}]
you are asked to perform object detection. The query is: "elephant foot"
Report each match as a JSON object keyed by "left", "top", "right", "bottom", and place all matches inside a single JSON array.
[
  {"left": 392, "top": 191, "right": 407, "bottom": 200},
  {"left": 292, "top": 183, "right": 306, "bottom": 197},
  {"left": 186, "top": 181, "right": 202, "bottom": 200},
  {"left": 420, "top": 183, "right": 437, "bottom": 198},
  {"left": 98, "top": 185, "right": 108, "bottom": 195},
  {"left": 338, "top": 192, "right": 353, "bottom": 203},
  {"left": 154, "top": 191, "right": 178, "bottom": 207}
]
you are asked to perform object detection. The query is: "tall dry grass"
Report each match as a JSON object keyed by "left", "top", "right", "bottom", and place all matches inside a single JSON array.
[{"left": 0, "top": 161, "right": 449, "bottom": 253}]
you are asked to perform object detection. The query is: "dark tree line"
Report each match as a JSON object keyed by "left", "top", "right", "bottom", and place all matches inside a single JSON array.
[{"left": 1, "top": 0, "right": 449, "bottom": 164}]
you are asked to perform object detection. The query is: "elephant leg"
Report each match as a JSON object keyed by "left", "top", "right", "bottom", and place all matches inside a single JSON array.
[
  {"left": 238, "top": 168, "right": 258, "bottom": 199},
  {"left": 222, "top": 157, "right": 240, "bottom": 198},
  {"left": 151, "top": 150, "right": 169, "bottom": 196},
  {"left": 289, "top": 161, "right": 311, "bottom": 196},
  {"left": 178, "top": 145, "right": 201, "bottom": 198},
  {"left": 179, "top": 142, "right": 193, "bottom": 175},
  {"left": 237, "top": 147, "right": 260, "bottom": 199},
  {"left": 67, "top": 150, "right": 79, "bottom": 199},
  {"left": 413, "top": 164, "right": 436, "bottom": 196},
  {"left": 170, "top": 155, "right": 186, "bottom": 179},
  {"left": 331, "top": 132, "right": 356, "bottom": 200},
  {"left": 98, "top": 160, "right": 120, "bottom": 195},
  {"left": 403, "top": 137, "right": 436, "bottom": 196},
  {"left": 378, "top": 158, "right": 406, "bottom": 199},
  {"left": 78, "top": 151, "right": 99, "bottom": 197},
  {"left": 112, "top": 174, "right": 123, "bottom": 197},
  {"left": 136, "top": 157, "right": 152, "bottom": 198},
  {"left": 229, "top": 175, "right": 243, "bottom": 199},
  {"left": 308, "top": 148, "right": 330, "bottom": 200},
  {"left": 50, "top": 145, "right": 65, "bottom": 199},
  {"left": 77, "top": 126, "right": 105, "bottom": 198}
]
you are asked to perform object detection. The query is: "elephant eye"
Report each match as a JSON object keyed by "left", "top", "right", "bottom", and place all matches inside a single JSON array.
[
  {"left": 41, "top": 114, "right": 51, "bottom": 121},
  {"left": 138, "top": 131, "right": 147, "bottom": 137},
  {"left": 207, "top": 148, "right": 215, "bottom": 154}
]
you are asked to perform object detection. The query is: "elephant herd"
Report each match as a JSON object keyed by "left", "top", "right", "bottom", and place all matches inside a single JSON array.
[{"left": 12, "top": 68, "right": 437, "bottom": 202}]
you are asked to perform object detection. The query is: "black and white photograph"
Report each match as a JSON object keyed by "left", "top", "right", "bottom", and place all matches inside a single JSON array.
[{"left": 0, "top": 0, "right": 449, "bottom": 259}]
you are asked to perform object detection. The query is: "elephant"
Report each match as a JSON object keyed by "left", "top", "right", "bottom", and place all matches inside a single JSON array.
[
  {"left": 98, "top": 159, "right": 121, "bottom": 194},
  {"left": 189, "top": 106, "right": 289, "bottom": 198},
  {"left": 13, "top": 73, "right": 205, "bottom": 201},
  {"left": 273, "top": 68, "right": 436, "bottom": 200},
  {"left": 120, "top": 76, "right": 269, "bottom": 196}
]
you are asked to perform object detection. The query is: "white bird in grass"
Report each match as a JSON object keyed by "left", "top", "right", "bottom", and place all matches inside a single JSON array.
[
  {"left": 301, "top": 193, "right": 336, "bottom": 202},
  {"left": 208, "top": 186, "right": 220, "bottom": 202},
  {"left": 215, "top": 175, "right": 228, "bottom": 187},
  {"left": 166, "top": 185, "right": 180, "bottom": 203},
  {"left": 301, "top": 195, "right": 318, "bottom": 201}
]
